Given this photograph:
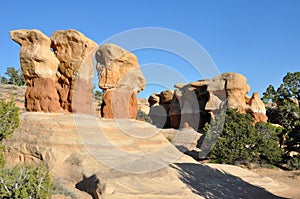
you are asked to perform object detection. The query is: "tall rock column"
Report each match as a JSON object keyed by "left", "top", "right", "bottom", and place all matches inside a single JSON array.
[
  {"left": 10, "top": 29, "right": 62, "bottom": 112},
  {"left": 96, "top": 44, "right": 146, "bottom": 119},
  {"left": 51, "top": 30, "right": 98, "bottom": 113}
]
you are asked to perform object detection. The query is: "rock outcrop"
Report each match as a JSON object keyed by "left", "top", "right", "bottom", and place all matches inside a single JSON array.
[
  {"left": 51, "top": 30, "right": 98, "bottom": 113},
  {"left": 4, "top": 113, "right": 290, "bottom": 198},
  {"left": 248, "top": 92, "right": 268, "bottom": 123},
  {"left": 149, "top": 72, "right": 268, "bottom": 130},
  {"left": 11, "top": 29, "right": 98, "bottom": 113},
  {"left": 10, "top": 29, "right": 62, "bottom": 112},
  {"left": 96, "top": 44, "right": 146, "bottom": 119}
]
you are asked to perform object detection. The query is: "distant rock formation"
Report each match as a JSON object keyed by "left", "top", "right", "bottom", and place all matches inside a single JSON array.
[
  {"left": 10, "top": 29, "right": 62, "bottom": 112},
  {"left": 149, "top": 72, "right": 267, "bottom": 130},
  {"left": 10, "top": 29, "right": 98, "bottom": 113},
  {"left": 96, "top": 44, "right": 146, "bottom": 119}
]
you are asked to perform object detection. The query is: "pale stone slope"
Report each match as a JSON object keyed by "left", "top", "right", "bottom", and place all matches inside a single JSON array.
[{"left": 4, "top": 113, "right": 291, "bottom": 198}]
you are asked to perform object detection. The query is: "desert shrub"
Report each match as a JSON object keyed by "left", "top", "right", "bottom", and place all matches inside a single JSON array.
[
  {"left": 51, "top": 180, "right": 78, "bottom": 199},
  {"left": 287, "top": 156, "right": 300, "bottom": 170},
  {"left": 0, "top": 97, "right": 20, "bottom": 167},
  {"left": 206, "top": 109, "right": 283, "bottom": 166},
  {"left": 136, "top": 109, "right": 152, "bottom": 123},
  {"left": 0, "top": 165, "right": 52, "bottom": 198}
]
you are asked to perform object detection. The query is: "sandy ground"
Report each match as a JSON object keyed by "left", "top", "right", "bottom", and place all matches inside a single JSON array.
[{"left": 251, "top": 168, "right": 300, "bottom": 199}]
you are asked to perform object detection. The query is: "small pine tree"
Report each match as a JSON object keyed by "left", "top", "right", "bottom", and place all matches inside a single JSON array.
[{"left": 206, "top": 109, "right": 283, "bottom": 166}]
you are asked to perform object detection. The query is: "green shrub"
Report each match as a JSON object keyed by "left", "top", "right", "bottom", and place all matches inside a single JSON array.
[
  {"left": 0, "top": 97, "right": 20, "bottom": 167},
  {"left": 206, "top": 109, "right": 284, "bottom": 166},
  {"left": 287, "top": 156, "right": 300, "bottom": 170},
  {"left": 0, "top": 165, "right": 52, "bottom": 198},
  {"left": 51, "top": 180, "right": 78, "bottom": 199},
  {"left": 136, "top": 109, "right": 152, "bottom": 123}
]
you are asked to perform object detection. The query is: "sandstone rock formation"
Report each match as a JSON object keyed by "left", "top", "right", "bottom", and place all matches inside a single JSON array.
[
  {"left": 248, "top": 92, "right": 268, "bottom": 123},
  {"left": 101, "top": 89, "right": 138, "bottom": 118},
  {"left": 207, "top": 72, "right": 250, "bottom": 113},
  {"left": 96, "top": 44, "right": 146, "bottom": 119},
  {"left": 149, "top": 72, "right": 268, "bottom": 130},
  {"left": 10, "top": 29, "right": 62, "bottom": 112},
  {"left": 4, "top": 113, "right": 290, "bottom": 198},
  {"left": 11, "top": 29, "right": 98, "bottom": 113},
  {"left": 51, "top": 29, "right": 98, "bottom": 113}
]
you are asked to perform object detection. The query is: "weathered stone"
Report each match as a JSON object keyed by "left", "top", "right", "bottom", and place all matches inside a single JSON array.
[
  {"left": 96, "top": 43, "right": 146, "bottom": 92},
  {"left": 51, "top": 29, "right": 98, "bottom": 113},
  {"left": 148, "top": 93, "right": 160, "bottom": 106},
  {"left": 190, "top": 80, "right": 211, "bottom": 88},
  {"left": 10, "top": 29, "right": 59, "bottom": 80},
  {"left": 248, "top": 92, "right": 266, "bottom": 114},
  {"left": 101, "top": 89, "right": 138, "bottom": 119},
  {"left": 10, "top": 29, "right": 62, "bottom": 112},
  {"left": 149, "top": 72, "right": 268, "bottom": 131},
  {"left": 25, "top": 78, "right": 62, "bottom": 112},
  {"left": 251, "top": 112, "right": 268, "bottom": 123},
  {"left": 137, "top": 98, "right": 150, "bottom": 114},
  {"left": 160, "top": 90, "right": 174, "bottom": 103},
  {"left": 149, "top": 104, "right": 168, "bottom": 128}
]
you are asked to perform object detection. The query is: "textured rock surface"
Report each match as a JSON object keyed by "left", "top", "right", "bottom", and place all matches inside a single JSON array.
[
  {"left": 4, "top": 113, "right": 291, "bottom": 199},
  {"left": 51, "top": 30, "right": 98, "bottom": 113},
  {"left": 101, "top": 89, "right": 138, "bottom": 119},
  {"left": 96, "top": 43, "right": 146, "bottom": 92},
  {"left": 208, "top": 72, "right": 250, "bottom": 112},
  {"left": 248, "top": 92, "right": 268, "bottom": 123},
  {"left": 149, "top": 72, "right": 267, "bottom": 130},
  {"left": 96, "top": 44, "right": 146, "bottom": 118},
  {"left": 10, "top": 29, "right": 62, "bottom": 112},
  {"left": 137, "top": 98, "right": 150, "bottom": 114},
  {"left": 10, "top": 29, "right": 59, "bottom": 80},
  {"left": 25, "top": 78, "right": 61, "bottom": 112}
]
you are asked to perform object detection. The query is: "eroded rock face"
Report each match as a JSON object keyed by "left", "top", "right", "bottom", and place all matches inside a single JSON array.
[
  {"left": 149, "top": 72, "right": 267, "bottom": 130},
  {"left": 96, "top": 44, "right": 146, "bottom": 92},
  {"left": 11, "top": 29, "right": 98, "bottom": 113},
  {"left": 248, "top": 92, "right": 268, "bottom": 123},
  {"left": 10, "top": 29, "right": 59, "bottom": 80},
  {"left": 51, "top": 30, "right": 98, "bottom": 113},
  {"left": 101, "top": 89, "right": 138, "bottom": 119},
  {"left": 96, "top": 44, "right": 146, "bottom": 118},
  {"left": 207, "top": 72, "right": 250, "bottom": 113},
  {"left": 10, "top": 29, "right": 62, "bottom": 112}
]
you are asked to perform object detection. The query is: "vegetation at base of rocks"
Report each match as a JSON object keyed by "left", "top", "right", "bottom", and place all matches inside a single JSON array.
[
  {"left": 0, "top": 165, "right": 52, "bottom": 199},
  {"left": 51, "top": 181, "right": 78, "bottom": 199},
  {"left": 136, "top": 109, "right": 152, "bottom": 123},
  {"left": 262, "top": 72, "right": 300, "bottom": 170},
  {"left": 204, "top": 109, "right": 284, "bottom": 166},
  {"left": 0, "top": 67, "right": 25, "bottom": 86},
  {"left": 0, "top": 98, "right": 74, "bottom": 198},
  {"left": 0, "top": 97, "right": 20, "bottom": 167}
]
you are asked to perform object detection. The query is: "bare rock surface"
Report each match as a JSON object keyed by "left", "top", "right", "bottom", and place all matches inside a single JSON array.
[
  {"left": 149, "top": 72, "right": 268, "bottom": 130},
  {"left": 101, "top": 89, "right": 138, "bottom": 119},
  {"left": 96, "top": 44, "right": 146, "bottom": 119},
  {"left": 96, "top": 43, "right": 145, "bottom": 91},
  {"left": 4, "top": 113, "right": 293, "bottom": 199},
  {"left": 10, "top": 29, "right": 59, "bottom": 80},
  {"left": 51, "top": 29, "right": 98, "bottom": 113},
  {"left": 10, "top": 29, "right": 62, "bottom": 112}
]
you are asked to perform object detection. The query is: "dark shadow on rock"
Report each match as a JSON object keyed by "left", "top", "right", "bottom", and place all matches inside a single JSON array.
[
  {"left": 173, "top": 163, "right": 287, "bottom": 199},
  {"left": 75, "top": 174, "right": 102, "bottom": 199}
]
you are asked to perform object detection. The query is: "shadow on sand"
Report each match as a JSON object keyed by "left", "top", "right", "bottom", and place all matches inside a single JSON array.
[{"left": 173, "top": 163, "right": 287, "bottom": 199}]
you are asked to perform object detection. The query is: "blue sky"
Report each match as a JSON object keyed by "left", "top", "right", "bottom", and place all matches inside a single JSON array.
[{"left": 1, "top": 0, "right": 299, "bottom": 98}]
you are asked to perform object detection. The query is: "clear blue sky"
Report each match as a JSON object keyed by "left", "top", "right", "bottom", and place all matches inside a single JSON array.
[{"left": 1, "top": 0, "right": 299, "bottom": 98}]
